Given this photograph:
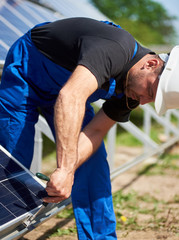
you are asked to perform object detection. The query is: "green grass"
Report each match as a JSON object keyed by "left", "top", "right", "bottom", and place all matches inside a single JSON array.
[
  {"left": 112, "top": 152, "right": 179, "bottom": 233},
  {"left": 50, "top": 206, "right": 77, "bottom": 237},
  {"left": 113, "top": 190, "right": 179, "bottom": 233},
  {"left": 137, "top": 152, "right": 179, "bottom": 176},
  {"left": 42, "top": 134, "right": 56, "bottom": 160},
  {"left": 56, "top": 206, "right": 74, "bottom": 219},
  {"left": 50, "top": 189, "right": 179, "bottom": 237},
  {"left": 51, "top": 227, "right": 77, "bottom": 237},
  {"left": 48, "top": 150, "right": 179, "bottom": 238}
]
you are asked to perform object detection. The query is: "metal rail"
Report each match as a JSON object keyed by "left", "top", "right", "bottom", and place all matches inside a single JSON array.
[{"left": 110, "top": 135, "right": 179, "bottom": 180}]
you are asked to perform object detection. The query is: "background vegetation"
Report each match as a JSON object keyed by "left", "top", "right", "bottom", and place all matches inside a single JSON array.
[{"left": 91, "top": 0, "right": 177, "bottom": 46}]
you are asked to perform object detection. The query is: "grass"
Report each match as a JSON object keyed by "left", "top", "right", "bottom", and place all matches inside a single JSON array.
[
  {"left": 42, "top": 134, "right": 56, "bottom": 160},
  {"left": 51, "top": 227, "right": 77, "bottom": 237},
  {"left": 50, "top": 191, "right": 179, "bottom": 237},
  {"left": 113, "top": 190, "right": 164, "bottom": 230},
  {"left": 113, "top": 152, "right": 179, "bottom": 234},
  {"left": 137, "top": 152, "right": 179, "bottom": 176},
  {"left": 48, "top": 151, "right": 179, "bottom": 238},
  {"left": 50, "top": 206, "right": 77, "bottom": 237}
]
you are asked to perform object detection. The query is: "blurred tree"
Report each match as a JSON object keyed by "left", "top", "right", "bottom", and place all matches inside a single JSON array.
[{"left": 91, "top": 0, "right": 177, "bottom": 45}]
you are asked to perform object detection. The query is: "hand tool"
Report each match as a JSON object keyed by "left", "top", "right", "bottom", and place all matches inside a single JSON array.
[
  {"left": 23, "top": 173, "right": 50, "bottom": 227},
  {"left": 36, "top": 172, "right": 50, "bottom": 182}
]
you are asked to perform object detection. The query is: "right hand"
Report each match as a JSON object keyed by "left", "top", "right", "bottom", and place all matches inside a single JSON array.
[{"left": 43, "top": 167, "right": 74, "bottom": 203}]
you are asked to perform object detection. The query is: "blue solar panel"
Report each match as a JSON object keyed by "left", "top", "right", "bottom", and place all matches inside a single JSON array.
[
  {"left": 0, "top": 145, "right": 48, "bottom": 231},
  {"left": 0, "top": 0, "right": 58, "bottom": 62},
  {"left": 37, "top": 0, "right": 108, "bottom": 19},
  {"left": 0, "top": 21, "right": 21, "bottom": 46},
  {"left": 0, "top": 4, "right": 32, "bottom": 32},
  {"left": 26, "top": 1, "right": 59, "bottom": 22},
  {"left": 0, "top": 46, "right": 8, "bottom": 61}
]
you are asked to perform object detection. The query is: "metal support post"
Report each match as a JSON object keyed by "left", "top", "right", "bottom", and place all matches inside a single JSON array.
[
  {"left": 30, "top": 125, "right": 43, "bottom": 174},
  {"left": 107, "top": 124, "right": 117, "bottom": 171}
]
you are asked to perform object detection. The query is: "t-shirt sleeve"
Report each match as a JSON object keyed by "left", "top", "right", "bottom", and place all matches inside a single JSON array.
[
  {"left": 102, "top": 96, "right": 139, "bottom": 122},
  {"left": 77, "top": 36, "right": 126, "bottom": 88}
]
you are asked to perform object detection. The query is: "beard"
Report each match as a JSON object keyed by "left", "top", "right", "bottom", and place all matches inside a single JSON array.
[
  {"left": 125, "top": 70, "right": 144, "bottom": 102},
  {"left": 123, "top": 71, "right": 140, "bottom": 109}
]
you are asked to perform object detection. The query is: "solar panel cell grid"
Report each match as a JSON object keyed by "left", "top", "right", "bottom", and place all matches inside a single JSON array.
[
  {"left": 0, "top": 147, "right": 48, "bottom": 230},
  {"left": 0, "top": 22, "right": 20, "bottom": 45},
  {"left": 0, "top": 46, "right": 8, "bottom": 61},
  {"left": 0, "top": 0, "right": 58, "bottom": 62},
  {"left": 25, "top": 2, "right": 58, "bottom": 22},
  {"left": 0, "top": 203, "right": 15, "bottom": 224},
  {"left": 1, "top": 6, "right": 30, "bottom": 32}
]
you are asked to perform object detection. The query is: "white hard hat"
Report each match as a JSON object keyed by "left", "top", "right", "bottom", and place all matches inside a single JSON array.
[{"left": 155, "top": 45, "right": 179, "bottom": 116}]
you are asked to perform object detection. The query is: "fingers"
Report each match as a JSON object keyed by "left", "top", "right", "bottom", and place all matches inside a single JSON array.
[
  {"left": 43, "top": 196, "right": 67, "bottom": 203},
  {"left": 43, "top": 188, "right": 70, "bottom": 203},
  {"left": 41, "top": 167, "right": 75, "bottom": 204},
  {"left": 45, "top": 185, "right": 71, "bottom": 199},
  {"left": 43, "top": 186, "right": 71, "bottom": 203},
  {"left": 43, "top": 169, "right": 73, "bottom": 203}
]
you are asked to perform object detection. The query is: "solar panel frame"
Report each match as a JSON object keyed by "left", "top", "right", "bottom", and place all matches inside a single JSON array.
[{"left": 0, "top": 145, "right": 48, "bottom": 233}]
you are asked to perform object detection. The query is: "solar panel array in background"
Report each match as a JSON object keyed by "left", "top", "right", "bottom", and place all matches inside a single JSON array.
[
  {"left": 0, "top": 0, "right": 59, "bottom": 62},
  {"left": 37, "top": 0, "right": 108, "bottom": 20},
  {"left": 0, "top": 0, "right": 108, "bottom": 63},
  {"left": 0, "top": 146, "right": 48, "bottom": 230}
]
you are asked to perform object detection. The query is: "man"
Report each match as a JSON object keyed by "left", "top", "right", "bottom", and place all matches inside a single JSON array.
[{"left": 0, "top": 17, "right": 175, "bottom": 239}]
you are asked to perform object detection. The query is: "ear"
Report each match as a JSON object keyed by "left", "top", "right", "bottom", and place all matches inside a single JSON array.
[{"left": 144, "top": 59, "right": 159, "bottom": 71}]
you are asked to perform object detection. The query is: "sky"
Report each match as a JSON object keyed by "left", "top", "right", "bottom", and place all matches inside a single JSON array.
[{"left": 153, "top": 0, "right": 179, "bottom": 43}]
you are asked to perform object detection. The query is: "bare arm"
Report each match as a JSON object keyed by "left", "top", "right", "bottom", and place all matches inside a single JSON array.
[
  {"left": 76, "top": 108, "right": 116, "bottom": 169},
  {"left": 44, "top": 65, "right": 98, "bottom": 202},
  {"left": 54, "top": 65, "right": 98, "bottom": 171}
]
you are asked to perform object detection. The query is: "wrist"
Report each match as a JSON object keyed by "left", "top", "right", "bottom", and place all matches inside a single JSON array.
[{"left": 56, "top": 165, "right": 76, "bottom": 175}]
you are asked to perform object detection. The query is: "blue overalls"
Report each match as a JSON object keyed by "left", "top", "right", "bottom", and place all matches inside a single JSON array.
[{"left": 0, "top": 21, "right": 137, "bottom": 239}]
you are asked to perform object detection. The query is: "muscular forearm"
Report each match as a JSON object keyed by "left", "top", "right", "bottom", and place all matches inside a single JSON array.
[
  {"left": 76, "top": 131, "right": 103, "bottom": 169},
  {"left": 54, "top": 65, "right": 98, "bottom": 172},
  {"left": 54, "top": 89, "right": 86, "bottom": 172},
  {"left": 76, "top": 109, "right": 116, "bottom": 169}
]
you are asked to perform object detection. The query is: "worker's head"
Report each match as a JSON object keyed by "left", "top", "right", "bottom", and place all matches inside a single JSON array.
[
  {"left": 155, "top": 45, "right": 179, "bottom": 115},
  {"left": 125, "top": 53, "right": 164, "bottom": 107},
  {"left": 125, "top": 46, "right": 179, "bottom": 114}
]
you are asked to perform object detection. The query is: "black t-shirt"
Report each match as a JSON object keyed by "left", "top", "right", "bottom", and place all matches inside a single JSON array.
[{"left": 31, "top": 17, "right": 153, "bottom": 122}]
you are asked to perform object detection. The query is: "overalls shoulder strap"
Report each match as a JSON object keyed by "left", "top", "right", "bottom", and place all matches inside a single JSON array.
[{"left": 101, "top": 21, "right": 138, "bottom": 100}]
